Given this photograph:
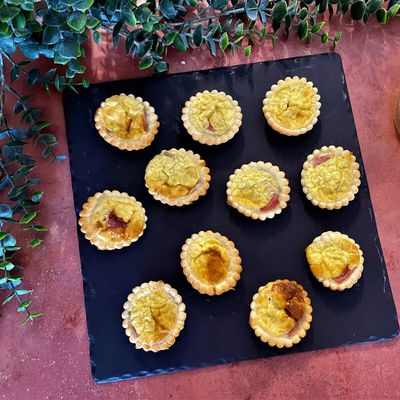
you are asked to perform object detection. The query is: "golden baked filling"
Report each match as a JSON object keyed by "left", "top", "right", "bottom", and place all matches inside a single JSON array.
[
  {"left": 306, "top": 236, "right": 361, "bottom": 282},
  {"left": 97, "top": 95, "right": 146, "bottom": 140},
  {"left": 187, "top": 236, "right": 231, "bottom": 285},
  {"left": 302, "top": 152, "right": 355, "bottom": 202},
  {"left": 145, "top": 151, "right": 201, "bottom": 199},
  {"left": 267, "top": 80, "right": 316, "bottom": 129},
  {"left": 252, "top": 282, "right": 306, "bottom": 337},
  {"left": 189, "top": 93, "right": 235, "bottom": 135},
  {"left": 230, "top": 168, "right": 280, "bottom": 211},
  {"left": 130, "top": 283, "right": 178, "bottom": 344},
  {"left": 90, "top": 196, "right": 145, "bottom": 241}
]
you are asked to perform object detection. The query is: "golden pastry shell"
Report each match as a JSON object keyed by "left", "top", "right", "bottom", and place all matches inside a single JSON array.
[
  {"left": 262, "top": 76, "right": 321, "bottom": 136},
  {"left": 307, "top": 231, "right": 364, "bottom": 291},
  {"left": 94, "top": 94, "right": 160, "bottom": 151},
  {"left": 145, "top": 148, "right": 211, "bottom": 207},
  {"left": 226, "top": 161, "right": 291, "bottom": 221},
  {"left": 301, "top": 145, "right": 361, "bottom": 210},
  {"left": 249, "top": 279, "right": 313, "bottom": 348},
  {"left": 181, "top": 90, "right": 243, "bottom": 145},
  {"left": 121, "top": 281, "right": 186, "bottom": 352},
  {"left": 180, "top": 231, "right": 242, "bottom": 296},
  {"left": 78, "top": 190, "right": 147, "bottom": 250}
]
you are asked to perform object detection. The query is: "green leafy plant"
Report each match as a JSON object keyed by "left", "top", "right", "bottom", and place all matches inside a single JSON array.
[{"left": 0, "top": 0, "right": 399, "bottom": 323}]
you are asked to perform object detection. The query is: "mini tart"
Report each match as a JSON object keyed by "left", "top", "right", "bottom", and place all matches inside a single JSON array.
[
  {"left": 122, "top": 281, "right": 186, "bottom": 352},
  {"left": 306, "top": 231, "right": 364, "bottom": 291},
  {"left": 249, "top": 279, "right": 312, "bottom": 348},
  {"left": 180, "top": 231, "right": 242, "bottom": 296},
  {"left": 301, "top": 145, "right": 361, "bottom": 209},
  {"left": 78, "top": 190, "right": 147, "bottom": 250},
  {"left": 262, "top": 76, "right": 321, "bottom": 136},
  {"left": 145, "top": 148, "right": 211, "bottom": 206},
  {"left": 94, "top": 93, "right": 159, "bottom": 150},
  {"left": 226, "top": 161, "right": 290, "bottom": 220},
  {"left": 181, "top": 90, "right": 243, "bottom": 145}
]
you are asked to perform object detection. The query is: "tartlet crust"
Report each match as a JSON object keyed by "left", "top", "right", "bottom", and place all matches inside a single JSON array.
[
  {"left": 301, "top": 145, "right": 361, "bottom": 210},
  {"left": 181, "top": 90, "right": 243, "bottom": 145},
  {"left": 306, "top": 231, "right": 364, "bottom": 291},
  {"left": 262, "top": 76, "right": 321, "bottom": 136},
  {"left": 180, "top": 231, "right": 242, "bottom": 296},
  {"left": 94, "top": 93, "right": 160, "bottom": 151},
  {"left": 145, "top": 148, "right": 211, "bottom": 207},
  {"left": 249, "top": 279, "right": 313, "bottom": 348},
  {"left": 226, "top": 161, "right": 290, "bottom": 220},
  {"left": 78, "top": 190, "right": 147, "bottom": 250},
  {"left": 121, "top": 281, "right": 186, "bottom": 352}
]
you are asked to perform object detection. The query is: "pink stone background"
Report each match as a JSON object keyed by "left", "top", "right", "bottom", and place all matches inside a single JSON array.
[{"left": 1, "top": 16, "right": 400, "bottom": 400}]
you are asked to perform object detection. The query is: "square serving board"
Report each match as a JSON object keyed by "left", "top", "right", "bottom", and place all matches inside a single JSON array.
[{"left": 63, "top": 53, "right": 399, "bottom": 383}]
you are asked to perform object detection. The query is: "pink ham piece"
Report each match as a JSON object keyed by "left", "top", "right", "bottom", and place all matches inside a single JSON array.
[
  {"left": 260, "top": 194, "right": 280, "bottom": 212},
  {"left": 312, "top": 155, "right": 331, "bottom": 166},
  {"left": 107, "top": 212, "right": 128, "bottom": 229},
  {"left": 334, "top": 267, "right": 354, "bottom": 283}
]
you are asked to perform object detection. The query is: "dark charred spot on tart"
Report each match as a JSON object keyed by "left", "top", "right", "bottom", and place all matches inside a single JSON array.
[
  {"left": 106, "top": 211, "right": 128, "bottom": 229},
  {"left": 273, "top": 282, "right": 306, "bottom": 321},
  {"left": 312, "top": 154, "right": 331, "bottom": 167}
]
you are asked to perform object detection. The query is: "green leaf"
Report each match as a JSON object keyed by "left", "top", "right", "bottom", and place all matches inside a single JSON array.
[
  {"left": 0, "top": 232, "right": 9, "bottom": 241},
  {"left": 74, "top": 0, "right": 94, "bottom": 11},
  {"left": 376, "top": 7, "right": 388, "bottom": 22},
  {"left": 219, "top": 32, "right": 229, "bottom": 51},
  {"left": 173, "top": 34, "right": 187, "bottom": 51},
  {"left": 2, "top": 292, "right": 15, "bottom": 305},
  {"left": 162, "top": 31, "right": 177, "bottom": 45},
  {"left": 272, "top": 1, "right": 287, "bottom": 24},
  {"left": 259, "top": 27, "right": 267, "bottom": 38},
  {"left": 235, "top": 22, "right": 244, "bottom": 37},
  {"left": 16, "top": 290, "right": 32, "bottom": 295},
  {"left": 29, "top": 238, "right": 43, "bottom": 248},
  {"left": 57, "top": 39, "right": 79, "bottom": 58},
  {"left": 321, "top": 32, "right": 329, "bottom": 43},
  {"left": 0, "top": 261, "right": 13, "bottom": 270},
  {"left": 93, "top": 31, "right": 101, "bottom": 44},
  {"left": 245, "top": 0, "right": 258, "bottom": 20},
  {"left": 299, "top": 7, "right": 308, "bottom": 19},
  {"left": 297, "top": 20, "right": 308, "bottom": 39},
  {"left": 21, "top": 2, "right": 34, "bottom": 11},
  {"left": 123, "top": 10, "right": 136, "bottom": 27},
  {"left": 19, "top": 40, "right": 40, "bottom": 60},
  {"left": 206, "top": 36, "right": 217, "bottom": 56},
  {"left": 311, "top": 21, "right": 325, "bottom": 33},
  {"left": 27, "top": 68, "right": 40, "bottom": 85},
  {"left": 244, "top": 45, "right": 251, "bottom": 57},
  {"left": 68, "top": 59, "right": 85, "bottom": 73},
  {"left": 211, "top": 0, "right": 228, "bottom": 9},
  {"left": 18, "top": 300, "right": 31, "bottom": 311},
  {"left": 139, "top": 55, "right": 154, "bottom": 70},
  {"left": 154, "top": 61, "right": 168, "bottom": 74},
  {"left": 136, "top": 5, "right": 152, "bottom": 22},
  {"left": 366, "top": 0, "right": 382, "bottom": 13},
  {"left": 20, "top": 211, "right": 37, "bottom": 224},
  {"left": 188, "top": 0, "right": 198, "bottom": 6},
  {"left": 43, "top": 10, "right": 68, "bottom": 26},
  {"left": 160, "top": 0, "right": 178, "bottom": 19},
  {"left": 0, "top": 6, "right": 19, "bottom": 22},
  {"left": 67, "top": 11, "right": 87, "bottom": 31},
  {"left": 86, "top": 16, "right": 100, "bottom": 29},
  {"left": 0, "top": 204, "right": 13, "bottom": 218},
  {"left": 82, "top": 78, "right": 90, "bottom": 88},
  {"left": 43, "top": 26, "right": 60, "bottom": 45},
  {"left": 334, "top": 31, "right": 343, "bottom": 41},
  {"left": 388, "top": 3, "right": 400, "bottom": 16},
  {"left": 31, "top": 192, "right": 43, "bottom": 203},
  {"left": 193, "top": 25, "right": 203, "bottom": 47},
  {"left": 351, "top": 0, "right": 366, "bottom": 20}
]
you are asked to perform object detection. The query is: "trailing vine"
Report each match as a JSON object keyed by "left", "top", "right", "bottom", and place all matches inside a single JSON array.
[{"left": 0, "top": 0, "right": 398, "bottom": 323}]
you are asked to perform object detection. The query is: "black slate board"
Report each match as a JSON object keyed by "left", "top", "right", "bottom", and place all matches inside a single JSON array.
[{"left": 63, "top": 53, "right": 399, "bottom": 383}]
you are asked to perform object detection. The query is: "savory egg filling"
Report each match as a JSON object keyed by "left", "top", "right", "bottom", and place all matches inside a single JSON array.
[
  {"left": 130, "top": 283, "right": 178, "bottom": 344},
  {"left": 145, "top": 151, "right": 200, "bottom": 199},
  {"left": 253, "top": 282, "right": 306, "bottom": 337},
  {"left": 306, "top": 236, "right": 360, "bottom": 280},
  {"left": 302, "top": 153, "right": 355, "bottom": 203},
  {"left": 230, "top": 168, "right": 279, "bottom": 210},
  {"left": 189, "top": 93, "right": 235, "bottom": 135},
  {"left": 90, "top": 196, "right": 145, "bottom": 241},
  {"left": 187, "top": 235, "right": 231, "bottom": 285},
  {"left": 267, "top": 80, "right": 316, "bottom": 129},
  {"left": 98, "top": 95, "right": 146, "bottom": 140}
]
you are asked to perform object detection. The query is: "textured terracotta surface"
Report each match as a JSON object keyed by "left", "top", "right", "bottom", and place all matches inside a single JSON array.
[{"left": 1, "top": 16, "right": 400, "bottom": 400}]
